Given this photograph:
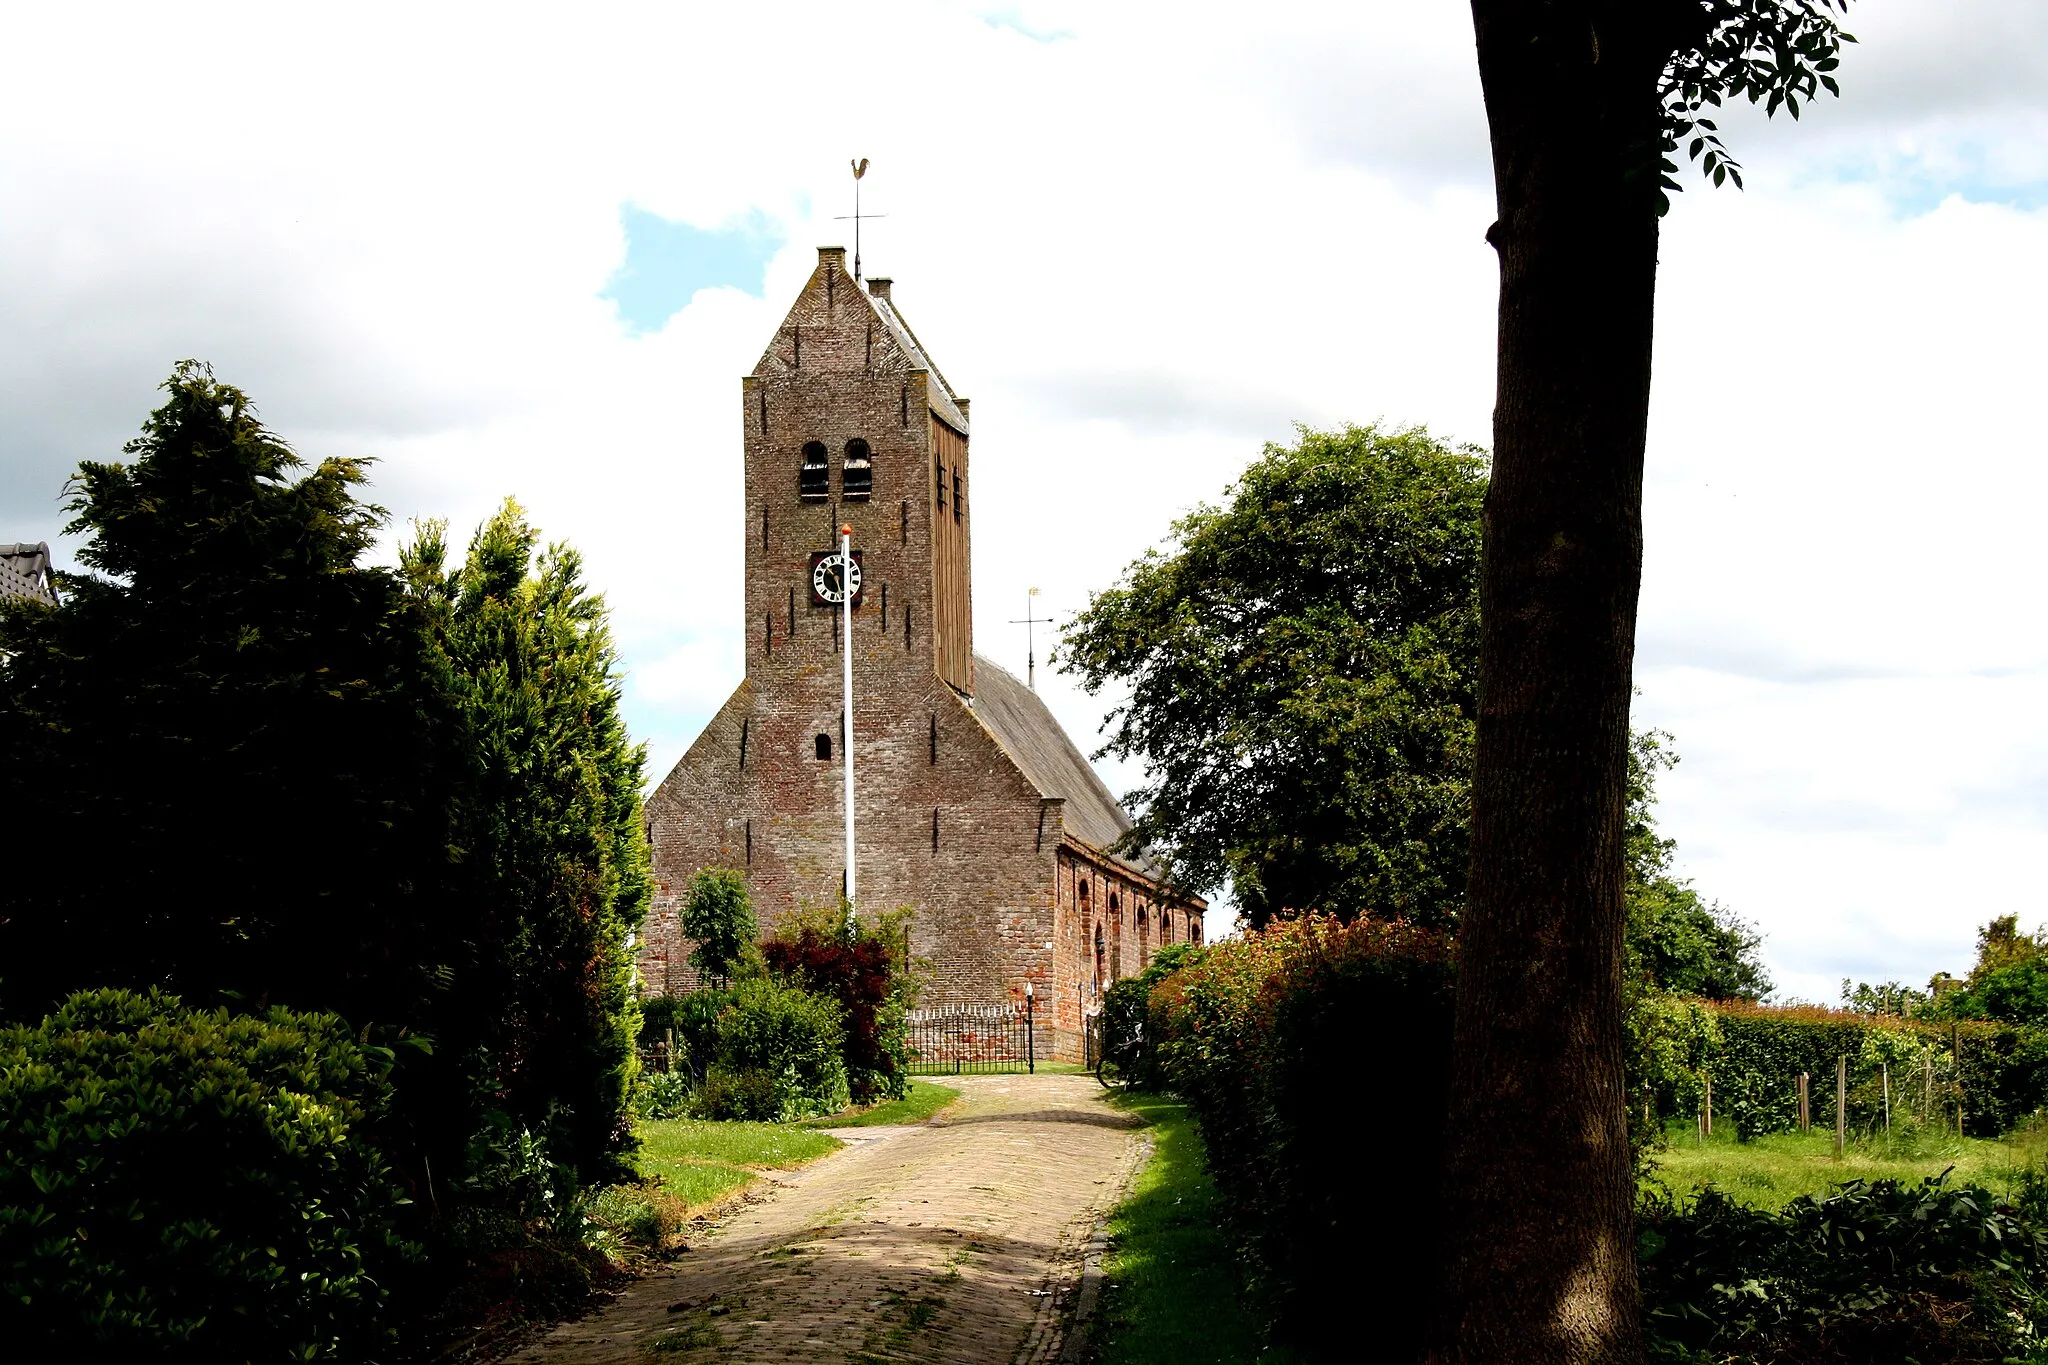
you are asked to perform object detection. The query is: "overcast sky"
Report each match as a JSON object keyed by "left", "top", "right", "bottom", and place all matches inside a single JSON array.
[{"left": 4, "top": 1, "right": 2043, "bottom": 1001}]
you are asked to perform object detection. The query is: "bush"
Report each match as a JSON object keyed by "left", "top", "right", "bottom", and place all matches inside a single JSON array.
[
  {"left": 682, "top": 868, "right": 755, "bottom": 985},
  {"left": 761, "top": 909, "right": 916, "bottom": 1103},
  {"left": 0, "top": 989, "right": 418, "bottom": 1359},
  {"left": 1101, "top": 942, "right": 1199, "bottom": 1089},
  {"left": 1641, "top": 1173, "right": 2048, "bottom": 1363},
  {"left": 1148, "top": 915, "right": 1454, "bottom": 1359},
  {"left": 639, "top": 993, "right": 683, "bottom": 1046},
  {"left": 637, "top": 1069, "right": 693, "bottom": 1121},
  {"left": 691, "top": 979, "right": 849, "bottom": 1122}
]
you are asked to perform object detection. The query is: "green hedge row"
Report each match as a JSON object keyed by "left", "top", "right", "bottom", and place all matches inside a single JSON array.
[
  {"left": 0, "top": 990, "right": 417, "bottom": 1359},
  {"left": 1635, "top": 1001, "right": 2048, "bottom": 1140},
  {"left": 1146, "top": 915, "right": 1454, "bottom": 1360}
]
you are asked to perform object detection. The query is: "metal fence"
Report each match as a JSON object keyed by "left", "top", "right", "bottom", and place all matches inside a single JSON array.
[{"left": 906, "top": 1003, "right": 1040, "bottom": 1075}]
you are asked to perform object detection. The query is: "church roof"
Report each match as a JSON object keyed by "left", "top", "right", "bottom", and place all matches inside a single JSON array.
[
  {"left": 0, "top": 542, "right": 57, "bottom": 607},
  {"left": 866, "top": 287, "right": 970, "bottom": 436},
  {"left": 966, "top": 654, "right": 1161, "bottom": 880}
]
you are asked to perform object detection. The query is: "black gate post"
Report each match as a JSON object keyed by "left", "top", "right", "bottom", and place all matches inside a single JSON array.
[{"left": 1026, "top": 982, "right": 1036, "bottom": 1075}]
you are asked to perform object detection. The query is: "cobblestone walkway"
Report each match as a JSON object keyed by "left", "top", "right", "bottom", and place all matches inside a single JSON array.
[{"left": 506, "top": 1072, "right": 1145, "bottom": 1364}]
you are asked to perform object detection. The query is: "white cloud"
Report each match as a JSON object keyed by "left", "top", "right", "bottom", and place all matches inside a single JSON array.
[{"left": 2, "top": 0, "right": 2042, "bottom": 980}]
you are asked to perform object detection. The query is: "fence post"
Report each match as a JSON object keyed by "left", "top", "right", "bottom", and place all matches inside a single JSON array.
[
  {"left": 1835, "top": 1053, "right": 1847, "bottom": 1158},
  {"left": 1704, "top": 1074, "right": 1712, "bottom": 1138},
  {"left": 1882, "top": 1061, "right": 1890, "bottom": 1137},
  {"left": 1799, "top": 1072, "right": 1809, "bottom": 1133},
  {"left": 1953, "top": 1023, "right": 1964, "bottom": 1135}
]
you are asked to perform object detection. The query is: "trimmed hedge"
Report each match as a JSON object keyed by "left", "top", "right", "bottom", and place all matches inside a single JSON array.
[
  {"left": 1684, "top": 1003, "right": 2048, "bottom": 1140},
  {"left": 0, "top": 989, "right": 417, "bottom": 1359},
  {"left": 1148, "top": 915, "right": 1454, "bottom": 1359}
]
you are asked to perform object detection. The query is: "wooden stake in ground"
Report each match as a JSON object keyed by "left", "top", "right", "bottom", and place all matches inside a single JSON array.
[
  {"left": 1882, "top": 1062, "right": 1890, "bottom": 1136},
  {"left": 1703, "top": 1074, "right": 1712, "bottom": 1138},
  {"left": 1798, "top": 1072, "right": 1809, "bottom": 1134},
  {"left": 1835, "top": 1055, "right": 1847, "bottom": 1158}
]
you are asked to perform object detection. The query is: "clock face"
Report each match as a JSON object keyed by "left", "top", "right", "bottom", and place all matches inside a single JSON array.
[{"left": 810, "top": 550, "right": 864, "bottom": 605}]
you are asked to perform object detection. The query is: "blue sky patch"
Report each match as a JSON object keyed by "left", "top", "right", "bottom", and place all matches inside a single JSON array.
[
  {"left": 1805, "top": 143, "right": 2048, "bottom": 218},
  {"left": 601, "top": 206, "right": 782, "bottom": 334},
  {"left": 981, "top": 8, "right": 1074, "bottom": 43}
]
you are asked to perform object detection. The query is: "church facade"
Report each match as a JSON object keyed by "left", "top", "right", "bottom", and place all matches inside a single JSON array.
[{"left": 637, "top": 246, "right": 1204, "bottom": 1060}]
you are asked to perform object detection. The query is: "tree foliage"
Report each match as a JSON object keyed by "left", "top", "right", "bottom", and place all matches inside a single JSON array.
[
  {"left": 0, "top": 364, "right": 651, "bottom": 1205},
  {"left": 681, "top": 868, "right": 756, "bottom": 986},
  {"left": 1660, "top": 0, "right": 1857, "bottom": 206},
  {"left": 1624, "top": 731, "right": 1770, "bottom": 1001},
  {"left": 0, "top": 361, "right": 460, "bottom": 1032},
  {"left": 401, "top": 502, "right": 651, "bottom": 1179},
  {"left": 1925, "top": 915, "right": 2048, "bottom": 1030},
  {"left": 1059, "top": 423, "right": 1487, "bottom": 928}
]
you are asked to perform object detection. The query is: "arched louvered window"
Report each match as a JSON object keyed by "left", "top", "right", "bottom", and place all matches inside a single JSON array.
[
  {"left": 800, "top": 441, "right": 829, "bottom": 499},
  {"left": 842, "top": 438, "right": 873, "bottom": 498}
]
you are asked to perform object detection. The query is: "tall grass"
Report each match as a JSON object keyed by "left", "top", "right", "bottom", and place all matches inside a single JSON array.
[{"left": 1647, "top": 1115, "right": 2048, "bottom": 1209}]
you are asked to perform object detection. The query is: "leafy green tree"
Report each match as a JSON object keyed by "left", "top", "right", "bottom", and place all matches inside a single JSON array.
[
  {"left": 1443, "top": 5, "right": 1857, "bottom": 1359},
  {"left": 401, "top": 502, "right": 651, "bottom": 1179},
  {"left": 1969, "top": 914, "right": 2041, "bottom": 981},
  {"left": 1624, "top": 731, "right": 1769, "bottom": 1001},
  {"left": 1921, "top": 916, "right": 2048, "bottom": 1028},
  {"left": 0, "top": 361, "right": 460, "bottom": 1034},
  {"left": 1059, "top": 423, "right": 1486, "bottom": 928},
  {"left": 683, "top": 868, "right": 756, "bottom": 986}
]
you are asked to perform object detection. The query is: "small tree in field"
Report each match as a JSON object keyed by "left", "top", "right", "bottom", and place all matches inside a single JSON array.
[{"left": 683, "top": 869, "right": 755, "bottom": 987}]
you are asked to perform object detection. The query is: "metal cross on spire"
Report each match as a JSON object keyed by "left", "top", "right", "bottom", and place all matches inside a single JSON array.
[
  {"left": 833, "top": 157, "right": 887, "bottom": 280},
  {"left": 1009, "top": 587, "right": 1047, "bottom": 691}
]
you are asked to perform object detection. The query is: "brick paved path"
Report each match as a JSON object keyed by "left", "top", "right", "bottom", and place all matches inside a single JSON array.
[{"left": 506, "top": 1072, "right": 1145, "bottom": 1364}]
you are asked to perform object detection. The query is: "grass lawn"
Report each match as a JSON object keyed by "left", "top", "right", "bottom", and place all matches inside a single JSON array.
[
  {"left": 1647, "top": 1118, "right": 2048, "bottom": 1209},
  {"left": 1092, "top": 1092, "right": 1295, "bottom": 1365},
  {"left": 804, "top": 1079, "right": 960, "bottom": 1128},
  {"left": 634, "top": 1117, "right": 844, "bottom": 1211}
]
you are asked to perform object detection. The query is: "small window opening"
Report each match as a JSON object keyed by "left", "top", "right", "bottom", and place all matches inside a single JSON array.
[
  {"left": 952, "top": 472, "right": 962, "bottom": 524},
  {"left": 935, "top": 459, "right": 946, "bottom": 511},
  {"left": 815, "top": 733, "right": 833, "bottom": 761},
  {"left": 842, "top": 438, "right": 873, "bottom": 498},
  {"left": 800, "top": 441, "right": 829, "bottom": 499}
]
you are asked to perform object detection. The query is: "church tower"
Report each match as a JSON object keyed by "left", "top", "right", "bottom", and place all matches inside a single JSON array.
[
  {"left": 743, "top": 245, "right": 974, "bottom": 701},
  {"left": 641, "top": 248, "right": 1204, "bottom": 1054}
]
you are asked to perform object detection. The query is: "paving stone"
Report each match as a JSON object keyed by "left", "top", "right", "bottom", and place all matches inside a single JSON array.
[{"left": 506, "top": 1073, "right": 1143, "bottom": 1365}]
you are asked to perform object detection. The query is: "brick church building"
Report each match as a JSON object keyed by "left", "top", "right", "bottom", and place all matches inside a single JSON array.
[{"left": 638, "top": 246, "right": 1204, "bottom": 1060}]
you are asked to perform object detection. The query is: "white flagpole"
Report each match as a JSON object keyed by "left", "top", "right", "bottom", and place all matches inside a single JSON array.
[{"left": 841, "top": 523, "right": 856, "bottom": 927}]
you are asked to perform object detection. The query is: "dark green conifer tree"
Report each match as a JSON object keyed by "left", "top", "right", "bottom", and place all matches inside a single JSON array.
[
  {"left": 402, "top": 503, "right": 651, "bottom": 1178},
  {"left": 0, "top": 361, "right": 460, "bottom": 1034}
]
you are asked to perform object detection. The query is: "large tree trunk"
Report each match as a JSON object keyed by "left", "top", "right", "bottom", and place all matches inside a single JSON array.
[{"left": 1432, "top": 6, "right": 1667, "bottom": 1362}]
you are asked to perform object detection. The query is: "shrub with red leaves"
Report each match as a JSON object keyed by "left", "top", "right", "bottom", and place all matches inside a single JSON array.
[{"left": 760, "top": 916, "right": 913, "bottom": 1104}]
